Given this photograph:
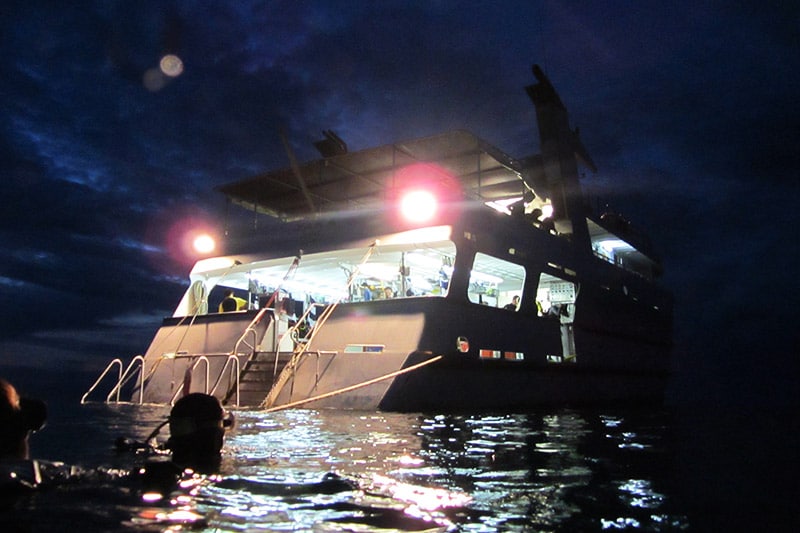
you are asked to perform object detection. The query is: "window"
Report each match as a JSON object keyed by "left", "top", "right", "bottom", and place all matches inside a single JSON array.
[{"left": 467, "top": 253, "right": 525, "bottom": 309}]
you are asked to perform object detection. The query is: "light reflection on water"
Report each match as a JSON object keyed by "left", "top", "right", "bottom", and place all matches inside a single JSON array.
[{"left": 6, "top": 405, "right": 690, "bottom": 531}]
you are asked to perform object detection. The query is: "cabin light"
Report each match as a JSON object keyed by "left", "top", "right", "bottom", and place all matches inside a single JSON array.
[
  {"left": 541, "top": 204, "right": 554, "bottom": 218},
  {"left": 405, "top": 252, "right": 444, "bottom": 269},
  {"left": 469, "top": 270, "right": 503, "bottom": 284},
  {"left": 598, "top": 239, "right": 634, "bottom": 252},
  {"left": 485, "top": 197, "right": 521, "bottom": 214},
  {"left": 399, "top": 189, "right": 437, "bottom": 223},
  {"left": 191, "top": 256, "right": 241, "bottom": 274},
  {"left": 379, "top": 225, "right": 452, "bottom": 245},
  {"left": 358, "top": 262, "right": 399, "bottom": 281}
]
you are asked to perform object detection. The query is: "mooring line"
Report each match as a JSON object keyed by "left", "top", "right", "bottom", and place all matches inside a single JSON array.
[{"left": 263, "top": 355, "right": 443, "bottom": 413}]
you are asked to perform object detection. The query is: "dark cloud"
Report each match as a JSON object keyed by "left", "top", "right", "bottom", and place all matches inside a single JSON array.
[{"left": 1, "top": 1, "right": 797, "bottom": 404}]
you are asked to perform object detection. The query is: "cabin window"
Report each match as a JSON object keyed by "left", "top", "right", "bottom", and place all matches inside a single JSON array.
[
  {"left": 536, "top": 272, "right": 578, "bottom": 361},
  {"left": 587, "top": 218, "right": 657, "bottom": 280},
  {"left": 178, "top": 228, "right": 457, "bottom": 317},
  {"left": 467, "top": 253, "right": 526, "bottom": 310},
  {"left": 355, "top": 240, "right": 456, "bottom": 300}
]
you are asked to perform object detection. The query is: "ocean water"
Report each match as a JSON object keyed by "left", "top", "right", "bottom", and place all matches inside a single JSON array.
[{"left": 1, "top": 369, "right": 796, "bottom": 532}]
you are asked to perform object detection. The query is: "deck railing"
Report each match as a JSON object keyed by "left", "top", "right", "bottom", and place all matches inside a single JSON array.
[{"left": 80, "top": 355, "right": 146, "bottom": 405}]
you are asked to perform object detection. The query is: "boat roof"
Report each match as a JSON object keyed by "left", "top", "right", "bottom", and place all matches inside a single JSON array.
[{"left": 217, "top": 130, "right": 533, "bottom": 221}]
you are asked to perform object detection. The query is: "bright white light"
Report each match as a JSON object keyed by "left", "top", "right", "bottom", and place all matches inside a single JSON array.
[
  {"left": 192, "top": 234, "right": 216, "bottom": 254},
  {"left": 485, "top": 197, "right": 521, "bottom": 215},
  {"left": 191, "top": 256, "right": 240, "bottom": 275},
  {"left": 400, "top": 190, "right": 437, "bottom": 223},
  {"left": 357, "top": 262, "right": 399, "bottom": 281},
  {"left": 378, "top": 225, "right": 452, "bottom": 246},
  {"left": 469, "top": 270, "right": 503, "bottom": 285},
  {"left": 141, "top": 491, "right": 163, "bottom": 502},
  {"left": 541, "top": 203, "right": 554, "bottom": 218},
  {"left": 405, "top": 252, "right": 444, "bottom": 269},
  {"left": 598, "top": 239, "right": 633, "bottom": 252}
]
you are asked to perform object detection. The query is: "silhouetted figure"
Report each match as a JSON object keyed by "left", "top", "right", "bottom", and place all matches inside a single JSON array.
[
  {"left": 504, "top": 295, "right": 520, "bottom": 311},
  {"left": 219, "top": 290, "right": 238, "bottom": 312},
  {"left": 166, "top": 393, "right": 232, "bottom": 472},
  {"left": 0, "top": 379, "right": 47, "bottom": 461}
]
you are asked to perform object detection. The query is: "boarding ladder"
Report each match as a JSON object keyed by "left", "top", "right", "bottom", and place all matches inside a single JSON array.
[{"left": 260, "top": 242, "right": 377, "bottom": 408}]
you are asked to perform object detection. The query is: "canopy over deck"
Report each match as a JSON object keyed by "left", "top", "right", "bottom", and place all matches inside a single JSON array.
[{"left": 217, "top": 130, "right": 538, "bottom": 221}]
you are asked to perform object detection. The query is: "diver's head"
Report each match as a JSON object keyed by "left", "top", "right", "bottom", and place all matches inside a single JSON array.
[
  {"left": 0, "top": 378, "right": 47, "bottom": 460},
  {"left": 166, "top": 393, "right": 232, "bottom": 471}
]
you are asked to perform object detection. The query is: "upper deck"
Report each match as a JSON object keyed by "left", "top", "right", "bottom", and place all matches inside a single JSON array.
[{"left": 217, "top": 129, "right": 538, "bottom": 221}]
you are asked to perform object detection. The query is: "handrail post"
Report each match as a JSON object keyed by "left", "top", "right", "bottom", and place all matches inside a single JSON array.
[
  {"left": 209, "top": 354, "right": 240, "bottom": 407},
  {"left": 233, "top": 307, "right": 270, "bottom": 356},
  {"left": 134, "top": 355, "right": 145, "bottom": 404},
  {"left": 105, "top": 355, "right": 145, "bottom": 404},
  {"left": 199, "top": 355, "right": 210, "bottom": 394},
  {"left": 80, "top": 358, "right": 123, "bottom": 404}
]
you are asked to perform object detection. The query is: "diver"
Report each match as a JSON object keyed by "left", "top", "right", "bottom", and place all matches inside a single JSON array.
[
  {"left": 119, "top": 393, "right": 358, "bottom": 502},
  {"left": 115, "top": 392, "right": 235, "bottom": 496},
  {"left": 0, "top": 378, "right": 50, "bottom": 498},
  {"left": 0, "top": 378, "right": 47, "bottom": 461}
]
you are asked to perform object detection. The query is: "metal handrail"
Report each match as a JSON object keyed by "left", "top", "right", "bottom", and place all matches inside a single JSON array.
[
  {"left": 262, "top": 242, "right": 377, "bottom": 408},
  {"left": 105, "top": 355, "right": 146, "bottom": 404},
  {"left": 233, "top": 306, "right": 271, "bottom": 356},
  {"left": 80, "top": 358, "right": 123, "bottom": 404},
  {"left": 209, "top": 354, "right": 241, "bottom": 407},
  {"left": 168, "top": 355, "right": 210, "bottom": 405},
  {"left": 270, "top": 302, "right": 323, "bottom": 376}
]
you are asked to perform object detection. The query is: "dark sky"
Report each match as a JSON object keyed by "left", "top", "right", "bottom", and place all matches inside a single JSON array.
[{"left": 1, "top": 1, "right": 798, "bottom": 406}]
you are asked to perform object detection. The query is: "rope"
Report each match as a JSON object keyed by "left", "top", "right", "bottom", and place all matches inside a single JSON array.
[{"left": 263, "top": 355, "right": 442, "bottom": 413}]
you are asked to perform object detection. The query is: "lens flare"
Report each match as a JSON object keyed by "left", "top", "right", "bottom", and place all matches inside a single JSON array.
[
  {"left": 400, "top": 190, "right": 437, "bottom": 223},
  {"left": 160, "top": 54, "right": 184, "bottom": 77},
  {"left": 192, "top": 234, "right": 215, "bottom": 254}
]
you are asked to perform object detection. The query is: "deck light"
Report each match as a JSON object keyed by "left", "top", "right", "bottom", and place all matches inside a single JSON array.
[
  {"left": 400, "top": 189, "right": 437, "bottom": 224},
  {"left": 192, "top": 233, "right": 216, "bottom": 254}
]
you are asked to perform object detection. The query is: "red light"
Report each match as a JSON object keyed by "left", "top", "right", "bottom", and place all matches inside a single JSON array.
[{"left": 400, "top": 190, "right": 437, "bottom": 223}]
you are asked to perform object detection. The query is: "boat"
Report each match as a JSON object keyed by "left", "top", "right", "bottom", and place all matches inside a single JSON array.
[{"left": 83, "top": 65, "right": 672, "bottom": 411}]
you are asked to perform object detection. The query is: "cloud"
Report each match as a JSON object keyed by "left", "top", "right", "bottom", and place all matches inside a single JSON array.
[{"left": 1, "top": 1, "right": 797, "bottom": 405}]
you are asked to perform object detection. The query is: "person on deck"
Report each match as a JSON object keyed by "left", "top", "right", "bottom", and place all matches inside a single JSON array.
[
  {"left": 504, "top": 295, "right": 520, "bottom": 311},
  {"left": 219, "top": 289, "right": 247, "bottom": 312},
  {"left": 361, "top": 282, "right": 373, "bottom": 301}
]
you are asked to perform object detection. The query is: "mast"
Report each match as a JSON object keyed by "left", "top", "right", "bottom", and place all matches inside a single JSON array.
[{"left": 525, "top": 65, "right": 595, "bottom": 250}]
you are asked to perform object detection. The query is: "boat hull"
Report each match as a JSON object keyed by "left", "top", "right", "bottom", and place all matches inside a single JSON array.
[{"left": 267, "top": 297, "right": 670, "bottom": 411}]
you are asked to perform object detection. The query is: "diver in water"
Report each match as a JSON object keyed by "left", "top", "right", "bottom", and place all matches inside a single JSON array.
[
  {"left": 119, "top": 392, "right": 236, "bottom": 496},
  {"left": 0, "top": 378, "right": 49, "bottom": 497},
  {"left": 0, "top": 378, "right": 47, "bottom": 461},
  {"left": 161, "top": 392, "right": 232, "bottom": 471}
]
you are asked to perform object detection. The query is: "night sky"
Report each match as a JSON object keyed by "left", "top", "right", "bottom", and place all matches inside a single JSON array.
[{"left": 1, "top": 1, "right": 798, "bottom": 406}]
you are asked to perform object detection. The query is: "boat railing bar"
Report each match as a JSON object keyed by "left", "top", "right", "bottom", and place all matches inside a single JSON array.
[
  {"left": 264, "top": 354, "right": 443, "bottom": 413},
  {"left": 232, "top": 306, "right": 272, "bottom": 356},
  {"left": 169, "top": 355, "right": 210, "bottom": 406},
  {"left": 209, "top": 354, "right": 241, "bottom": 407},
  {"left": 162, "top": 352, "right": 249, "bottom": 359},
  {"left": 103, "top": 355, "right": 146, "bottom": 404},
  {"left": 273, "top": 302, "right": 327, "bottom": 377},
  {"left": 80, "top": 358, "right": 123, "bottom": 404}
]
